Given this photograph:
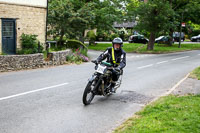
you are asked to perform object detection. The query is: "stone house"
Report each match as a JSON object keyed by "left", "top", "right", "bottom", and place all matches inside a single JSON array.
[{"left": 0, "top": 0, "right": 47, "bottom": 54}]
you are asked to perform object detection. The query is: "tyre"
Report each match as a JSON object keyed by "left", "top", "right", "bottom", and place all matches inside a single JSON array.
[{"left": 82, "top": 81, "right": 95, "bottom": 105}]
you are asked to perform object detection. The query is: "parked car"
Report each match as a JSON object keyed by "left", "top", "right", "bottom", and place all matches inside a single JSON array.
[
  {"left": 128, "top": 35, "right": 148, "bottom": 44},
  {"left": 173, "top": 32, "right": 185, "bottom": 42},
  {"left": 155, "top": 36, "right": 174, "bottom": 44},
  {"left": 191, "top": 34, "right": 200, "bottom": 42}
]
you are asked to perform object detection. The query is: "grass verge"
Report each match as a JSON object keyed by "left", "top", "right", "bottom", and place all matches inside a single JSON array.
[
  {"left": 114, "top": 95, "right": 200, "bottom": 133},
  {"left": 88, "top": 43, "right": 144, "bottom": 53},
  {"left": 88, "top": 43, "right": 200, "bottom": 53},
  {"left": 189, "top": 67, "right": 200, "bottom": 80}
]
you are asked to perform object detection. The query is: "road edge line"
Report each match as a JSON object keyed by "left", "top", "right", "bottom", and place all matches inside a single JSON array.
[{"left": 149, "top": 73, "right": 190, "bottom": 104}]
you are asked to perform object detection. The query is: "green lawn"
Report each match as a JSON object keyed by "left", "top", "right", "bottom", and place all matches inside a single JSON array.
[
  {"left": 139, "top": 43, "right": 200, "bottom": 54},
  {"left": 88, "top": 43, "right": 200, "bottom": 53},
  {"left": 88, "top": 43, "right": 145, "bottom": 53},
  {"left": 114, "top": 95, "right": 200, "bottom": 133}
]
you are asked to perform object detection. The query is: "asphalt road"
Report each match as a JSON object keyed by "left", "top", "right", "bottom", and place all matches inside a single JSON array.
[{"left": 1, "top": 50, "right": 200, "bottom": 133}]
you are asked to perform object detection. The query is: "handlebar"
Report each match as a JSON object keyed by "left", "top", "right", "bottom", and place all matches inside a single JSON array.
[{"left": 91, "top": 60, "right": 112, "bottom": 67}]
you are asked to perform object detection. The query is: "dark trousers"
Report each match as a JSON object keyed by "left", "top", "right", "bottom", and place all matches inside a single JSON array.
[{"left": 112, "top": 69, "right": 120, "bottom": 82}]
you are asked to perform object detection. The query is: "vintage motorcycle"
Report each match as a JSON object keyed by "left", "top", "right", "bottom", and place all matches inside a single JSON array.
[{"left": 82, "top": 60, "right": 123, "bottom": 105}]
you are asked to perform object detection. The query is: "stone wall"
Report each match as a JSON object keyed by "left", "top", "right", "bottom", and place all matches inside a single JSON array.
[
  {"left": 0, "top": 20, "right": 1, "bottom": 54},
  {"left": 47, "top": 49, "right": 72, "bottom": 66},
  {"left": 0, "top": 3, "right": 46, "bottom": 53},
  {"left": 0, "top": 53, "right": 44, "bottom": 72},
  {"left": 0, "top": 49, "right": 72, "bottom": 72}
]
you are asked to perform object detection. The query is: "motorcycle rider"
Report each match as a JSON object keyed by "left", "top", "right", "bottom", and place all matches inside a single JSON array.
[{"left": 94, "top": 37, "right": 126, "bottom": 93}]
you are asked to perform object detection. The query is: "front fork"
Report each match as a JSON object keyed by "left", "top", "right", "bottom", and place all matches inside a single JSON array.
[{"left": 88, "top": 73, "right": 103, "bottom": 95}]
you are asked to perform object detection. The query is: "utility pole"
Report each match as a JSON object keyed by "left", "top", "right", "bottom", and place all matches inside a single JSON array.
[
  {"left": 178, "top": 12, "right": 183, "bottom": 48},
  {"left": 45, "top": 0, "right": 49, "bottom": 43},
  {"left": 45, "top": 0, "right": 49, "bottom": 52}
]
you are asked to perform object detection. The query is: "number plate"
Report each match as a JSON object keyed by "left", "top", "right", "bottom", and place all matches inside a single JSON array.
[{"left": 96, "top": 65, "right": 106, "bottom": 74}]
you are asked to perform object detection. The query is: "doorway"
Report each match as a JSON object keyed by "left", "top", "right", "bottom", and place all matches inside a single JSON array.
[{"left": 2, "top": 19, "right": 16, "bottom": 54}]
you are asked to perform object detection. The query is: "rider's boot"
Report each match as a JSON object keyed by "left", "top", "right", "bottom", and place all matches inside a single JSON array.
[{"left": 110, "top": 82, "right": 116, "bottom": 93}]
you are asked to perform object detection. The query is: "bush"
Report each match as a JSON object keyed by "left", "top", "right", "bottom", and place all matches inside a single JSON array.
[
  {"left": 66, "top": 48, "right": 89, "bottom": 64},
  {"left": 21, "top": 33, "right": 38, "bottom": 49},
  {"left": 110, "top": 33, "right": 119, "bottom": 41},
  {"left": 55, "top": 36, "right": 68, "bottom": 46},
  {"left": 66, "top": 39, "right": 88, "bottom": 50},
  {"left": 17, "top": 33, "right": 43, "bottom": 54},
  {"left": 87, "top": 30, "right": 96, "bottom": 45},
  {"left": 96, "top": 30, "right": 105, "bottom": 41}
]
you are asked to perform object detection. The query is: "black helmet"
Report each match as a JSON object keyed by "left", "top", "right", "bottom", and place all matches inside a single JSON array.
[{"left": 112, "top": 37, "right": 123, "bottom": 51}]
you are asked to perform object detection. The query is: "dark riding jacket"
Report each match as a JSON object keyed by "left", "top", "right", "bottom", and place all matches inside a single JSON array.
[{"left": 96, "top": 47, "right": 126, "bottom": 69}]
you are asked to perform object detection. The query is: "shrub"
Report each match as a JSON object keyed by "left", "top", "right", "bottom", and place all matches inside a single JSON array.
[
  {"left": 21, "top": 33, "right": 37, "bottom": 49},
  {"left": 66, "top": 39, "right": 88, "bottom": 50},
  {"left": 66, "top": 48, "right": 89, "bottom": 64},
  {"left": 55, "top": 36, "right": 68, "bottom": 46},
  {"left": 17, "top": 33, "right": 43, "bottom": 54},
  {"left": 87, "top": 30, "right": 96, "bottom": 45},
  {"left": 0, "top": 52, "right": 7, "bottom": 55},
  {"left": 110, "top": 33, "right": 119, "bottom": 41},
  {"left": 96, "top": 30, "right": 104, "bottom": 40}
]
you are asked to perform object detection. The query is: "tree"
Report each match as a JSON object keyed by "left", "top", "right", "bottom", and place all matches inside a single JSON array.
[
  {"left": 48, "top": 0, "right": 125, "bottom": 43},
  {"left": 169, "top": 0, "right": 200, "bottom": 47},
  {"left": 48, "top": 0, "right": 74, "bottom": 44},
  {"left": 48, "top": 0, "right": 95, "bottom": 44},
  {"left": 93, "top": 0, "right": 124, "bottom": 32},
  {"left": 134, "top": 0, "right": 175, "bottom": 50}
]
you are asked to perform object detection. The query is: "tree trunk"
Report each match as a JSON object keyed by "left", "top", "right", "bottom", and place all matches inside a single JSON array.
[
  {"left": 79, "top": 30, "right": 85, "bottom": 44},
  {"left": 147, "top": 32, "right": 156, "bottom": 50},
  {"left": 168, "top": 29, "right": 174, "bottom": 46},
  {"left": 59, "top": 29, "right": 64, "bottom": 46},
  {"left": 168, "top": 0, "right": 173, "bottom": 46}
]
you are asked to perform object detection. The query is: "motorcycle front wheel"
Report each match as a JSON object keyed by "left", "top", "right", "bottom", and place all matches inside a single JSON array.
[{"left": 82, "top": 81, "right": 95, "bottom": 105}]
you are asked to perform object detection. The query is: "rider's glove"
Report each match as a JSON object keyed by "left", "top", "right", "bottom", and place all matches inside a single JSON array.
[
  {"left": 91, "top": 60, "right": 100, "bottom": 64},
  {"left": 114, "top": 67, "right": 121, "bottom": 72}
]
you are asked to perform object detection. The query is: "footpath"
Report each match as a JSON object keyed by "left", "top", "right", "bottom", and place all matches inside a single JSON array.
[{"left": 172, "top": 76, "right": 200, "bottom": 95}]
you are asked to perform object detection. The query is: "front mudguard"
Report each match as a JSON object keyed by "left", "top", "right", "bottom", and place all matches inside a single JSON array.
[{"left": 88, "top": 74, "right": 97, "bottom": 82}]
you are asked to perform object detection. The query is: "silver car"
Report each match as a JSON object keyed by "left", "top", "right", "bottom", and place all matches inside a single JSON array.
[{"left": 191, "top": 34, "right": 200, "bottom": 42}]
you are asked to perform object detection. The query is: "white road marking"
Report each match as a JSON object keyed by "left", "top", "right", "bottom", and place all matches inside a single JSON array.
[
  {"left": 149, "top": 73, "right": 190, "bottom": 104},
  {"left": 137, "top": 64, "right": 153, "bottom": 69},
  {"left": 0, "top": 82, "right": 69, "bottom": 101},
  {"left": 156, "top": 60, "right": 168, "bottom": 64},
  {"left": 164, "top": 73, "right": 190, "bottom": 95},
  {"left": 171, "top": 56, "right": 190, "bottom": 61}
]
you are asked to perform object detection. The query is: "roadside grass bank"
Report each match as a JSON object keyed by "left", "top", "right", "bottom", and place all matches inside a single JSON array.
[
  {"left": 138, "top": 43, "right": 200, "bottom": 54},
  {"left": 88, "top": 43, "right": 144, "bottom": 53},
  {"left": 114, "top": 68, "right": 200, "bottom": 133},
  {"left": 114, "top": 95, "right": 200, "bottom": 133},
  {"left": 88, "top": 43, "right": 200, "bottom": 53},
  {"left": 189, "top": 67, "right": 200, "bottom": 80}
]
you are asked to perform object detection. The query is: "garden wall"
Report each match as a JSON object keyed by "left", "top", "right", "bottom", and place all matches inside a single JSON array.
[
  {"left": 46, "top": 49, "right": 72, "bottom": 66},
  {"left": 0, "top": 53, "right": 44, "bottom": 72},
  {"left": 0, "top": 49, "right": 72, "bottom": 72}
]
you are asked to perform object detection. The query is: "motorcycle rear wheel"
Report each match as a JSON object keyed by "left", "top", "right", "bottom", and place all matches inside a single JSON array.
[{"left": 82, "top": 82, "right": 95, "bottom": 105}]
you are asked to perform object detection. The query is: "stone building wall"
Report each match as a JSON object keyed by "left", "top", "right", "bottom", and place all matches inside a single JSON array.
[{"left": 0, "top": 2, "right": 46, "bottom": 53}]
